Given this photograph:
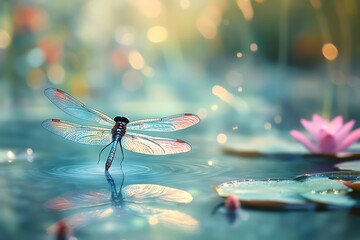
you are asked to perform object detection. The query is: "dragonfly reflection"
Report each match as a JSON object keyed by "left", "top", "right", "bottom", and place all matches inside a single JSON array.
[
  {"left": 46, "top": 170, "right": 198, "bottom": 233},
  {"left": 42, "top": 88, "right": 200, "bottom": 170}
]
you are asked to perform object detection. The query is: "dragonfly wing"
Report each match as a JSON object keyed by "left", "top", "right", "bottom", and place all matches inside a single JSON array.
[
  {"left": 45, "top": 190, "right": 110, "bottom": 211},
  {"left": 128, "top": 205, "right": 199, "bottom": 230},
  {"left": 44, "top": 88, "right": 114, "bottom": 126},
  {"left": 122, "top": 132, "right": 191, "bottom": 155},
  {"left": 127, "top": 113, "right": 200, "bottom": 132},
  {"left": 123, "top": 184, "right": 193, "bottom": 204},
  {"left": 42, "top": 119, "right": 112, "bottom": 145}
]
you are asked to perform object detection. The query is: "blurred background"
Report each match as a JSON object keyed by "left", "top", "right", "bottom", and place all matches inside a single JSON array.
[
  {"left": 1, "top": 1, "right": 360, "bottom": 239},
  {"left": 0, "top": 0, "right": 360, "bottom": 135}
]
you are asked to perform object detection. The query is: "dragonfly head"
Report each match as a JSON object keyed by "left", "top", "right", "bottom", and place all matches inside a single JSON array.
[{"left": 114, "top": 116, "right": 130, "bottom": 124}]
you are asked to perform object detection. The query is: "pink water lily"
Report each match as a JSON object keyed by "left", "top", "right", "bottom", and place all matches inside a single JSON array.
[{"left": 290, "top": 114, "right": 360, "bottom": 154}]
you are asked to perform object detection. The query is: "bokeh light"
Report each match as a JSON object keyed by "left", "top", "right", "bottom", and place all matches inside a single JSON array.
[
  {"left": 237, "top": 0, "right": 254, "bottom": 21},
  {"left": 133, "top": 0, "right": 163, "bottom": 19},
  {"left": 47, "top": 64, "right": 66, "bottom": 85},
  {"left": 217, "top": 133, "right": 227, "bottom": 144},
  {"left": 147, "top": 26, "right": 168, "bottom": 43},
  {"left": 128, "top": 51, "right": 145, "bottom": 70},
  {"left": 322, "top": 43, "right": 338, "bottom": 61},
  {"left": 27, "top": 68, "right": 45, "bottom": 89},
  {"left": 250, "top": 43, "right": 258, "bottom": 52},
  {"left": 0, "top": 30, "right": 11, "bottom": 49}
]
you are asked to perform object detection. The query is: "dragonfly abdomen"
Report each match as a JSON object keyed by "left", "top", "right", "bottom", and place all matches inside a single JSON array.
[
  {"left": 106, "top": 139, "right": 119, "bottom": 170},
  {"left": 106, "top": 122, "right": 127, "bottom": 170}
]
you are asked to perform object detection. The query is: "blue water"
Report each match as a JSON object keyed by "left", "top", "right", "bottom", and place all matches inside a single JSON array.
[{"left": 0, "top": 121, "right": 360, "bottom": 240}]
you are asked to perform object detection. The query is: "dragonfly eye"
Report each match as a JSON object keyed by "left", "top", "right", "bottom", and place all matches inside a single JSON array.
[{"left": 114, "top": 116, "right": 130, "bottom": 124}]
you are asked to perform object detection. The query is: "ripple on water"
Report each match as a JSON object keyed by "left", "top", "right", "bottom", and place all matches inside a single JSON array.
[{"left": 30, "top": 158, "right": 233, "bottom": 183}]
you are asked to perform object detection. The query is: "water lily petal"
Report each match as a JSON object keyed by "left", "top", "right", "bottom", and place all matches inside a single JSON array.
[
  {"left": 335, "top": 120, "right": 355, "bottom": 144},
  {"left": 331, "top": 116, "right": 344, "bottom": 133},
  {"left": 312, "top": 114, "right": 326, "bottom": 133},
  {"left": 290, "top": 130, "right": 318, "bottom": 152},
  {"left": 336, "top": 128, "right": 360, "bottom": 152},
  {"left": 300, "top": 119, "right": 317, "bottom": 140},
  {"left": 318, "top": 130, "right": 336, "bottom": 153}
]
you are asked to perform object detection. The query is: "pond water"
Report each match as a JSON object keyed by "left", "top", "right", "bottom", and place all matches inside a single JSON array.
[{"left": 0, "top": 121, "right": 360, "bottom": 240}]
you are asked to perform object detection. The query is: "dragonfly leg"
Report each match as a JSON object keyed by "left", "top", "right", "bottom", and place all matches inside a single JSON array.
[
  {"left": 119, "top": 141, "right": 125, "bottom": 167},
  {"left": 98, "top": 141, "right": 113, "bottom": 164}
]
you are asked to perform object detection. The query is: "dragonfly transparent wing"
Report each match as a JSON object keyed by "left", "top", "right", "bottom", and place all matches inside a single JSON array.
[
  {"left": 123, "top": 184, "right": 193, "bottom": 204},
  {"left": 45, "top": 190, "right": 110, "bottom": 211},
  {"left": 122, "top": 132, "right": 191, "bottom": 155},
  {"left": 42, "top": 119, "right": 112, "bottom": 145},
  {"left": 127, "top": 113, "right": 200, "bottom": 132},
  {"left": 47, "top": 208, "right": 114, "bottom": 235},
  {"left": 44, "top": 88, "right": 114, "bottom": 126},
  {"left": 128, "top": 205, "right": 199, "bottom": 230}
]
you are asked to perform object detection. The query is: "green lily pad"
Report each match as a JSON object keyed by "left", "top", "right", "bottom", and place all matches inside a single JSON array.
[
  {"left": 296, "top": 171, "right": 360, "bottom": 181},
  {"left": 335, "top": 160, "right": 360, "bottom": 171},
  {"left": 301, "top": 190, "right": 356, "bottom": 207},
  {"left": 215, "top": 174, "right": 357, "bottom": 210},
  {"left": 216, "top": 179, "right": 306, "bottom": 204}
]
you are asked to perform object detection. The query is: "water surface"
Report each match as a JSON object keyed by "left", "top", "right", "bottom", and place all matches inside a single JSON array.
[{"left": 0, "top": 121, "right": 359, "bottom": 240}]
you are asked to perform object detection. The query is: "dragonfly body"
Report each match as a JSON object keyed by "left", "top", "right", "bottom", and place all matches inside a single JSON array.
[
  {"left": 106, "top": 117, "right": 128, "bottom": 170},
  {"left": 42, "top": 88, "right": 200, "bottom": 170}
]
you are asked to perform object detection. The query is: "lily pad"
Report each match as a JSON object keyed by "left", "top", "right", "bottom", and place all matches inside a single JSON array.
[
  {"left": 335, "top": 160, "right": 360, "bottom": 171},
  {"left": 215, "top": 175, "right": 356, "bottom": 210},
  {"left": 301, "top": 190, "right": 356, "bottom": 207},
  {"left": 296, "top": 171, "right": 360, "bottom": 181},
  {"left": 216, "top": 179, "right": 306, "bottom": 204}
]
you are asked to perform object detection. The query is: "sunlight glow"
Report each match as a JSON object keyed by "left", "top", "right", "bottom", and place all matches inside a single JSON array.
[
  {"left": 212, "top": 85, "right": 235, "bottom": 104},
  {"left": 99, "top": 208, "right": 113, "bottom": 218},
  {"left": 0, "top": 30, "right": 11, "bottom": 49},
  {"left": 147, "top": 26, "right": 168, "bottom": 43},
  {"left": 250, "top": 43, "right": 258, "bottom": 52},
  {"left": 197, "top": 5, "right": 222, "bottom": 39},
  {"left": 47, "top": 64, "right": 65, "bottom": 84},
  {"left": 211, "top": 104, "right": 219, "bottom": 111},
  {"left": 237, "top": 0, "right": 254, "bottom": 21},
  {"left": 149, "top": 216, "right": 159, "bottom": 225},
  {"left": 128, "top": 51, "right": 145, "bottom": 70},
  {"left": 322, "top": 43, "right": 338, "bottom": 61},
  {"left": 133, "top": 0, "right": 163, "bottom": 19},
  {"left": 217, "top": 133, "right": 227, "bottom": 144},
  {"left": 7, "top": 151, "right": 15, "bottom": 160}
]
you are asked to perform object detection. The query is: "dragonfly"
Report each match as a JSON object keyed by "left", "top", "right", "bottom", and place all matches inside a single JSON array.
[
  {"left": 42, "top": 88, "right": 200, "bottom": 170},
  {"left": 46, "top": 170, "right": 198, "bottom": 233}
]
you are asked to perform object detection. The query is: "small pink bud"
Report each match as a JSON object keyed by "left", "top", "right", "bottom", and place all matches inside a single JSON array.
[
  {"left": 225, "top": 195, "right": 240, "bottom": 210},
  {"left": 56, "top": 220, "right": 69, "bottom": 240}
]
